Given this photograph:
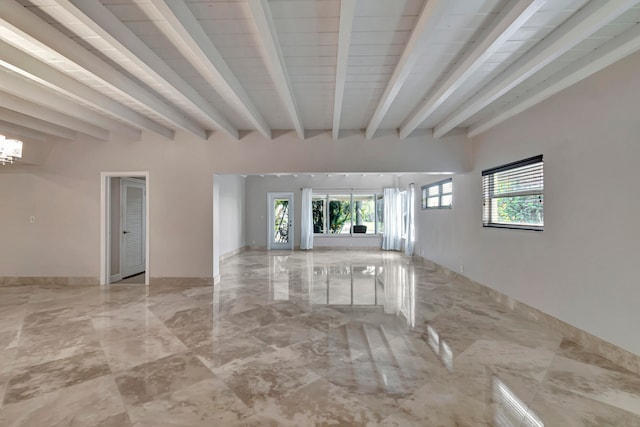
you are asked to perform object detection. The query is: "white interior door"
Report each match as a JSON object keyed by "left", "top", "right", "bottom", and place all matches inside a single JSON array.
[
  {"left": 121, "top": 178, "right": 146, "bottom": 277},
  {"left": 268, "top": 192, "right": 294, "bottom": 250}
]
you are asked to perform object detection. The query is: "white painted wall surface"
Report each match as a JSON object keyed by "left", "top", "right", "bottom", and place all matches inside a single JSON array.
[
  {"left": 210, "top": 130, "right": 472, "bottom": 174},
  {"left": 409, "top": 52, "right": 640, "bottom": 355},
  {"left": 0, "top": 136, "right": 217, "bottom": 278},
  {"left": 2, "top": 46, "right": 637, "bottom": 358},
  {"left": 216, "top": 174, "right": 247, "bottom": 257},
  {"left": 0, "top": 131, "right": 467, "bottom": 278}
]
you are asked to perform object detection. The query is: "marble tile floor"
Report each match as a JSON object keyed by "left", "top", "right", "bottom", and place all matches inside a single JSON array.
[{"left": 0, "top": 250, "right": 639, "bottom": 426}]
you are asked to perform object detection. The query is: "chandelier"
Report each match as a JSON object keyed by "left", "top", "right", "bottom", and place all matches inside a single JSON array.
[{"left": 0, "top": 135, "right": 23, "bottom": 165}]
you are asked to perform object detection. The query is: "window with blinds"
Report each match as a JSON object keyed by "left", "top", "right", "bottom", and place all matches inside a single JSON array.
[
  {"left": 421, "top": 178, "right": 453, "bottom": 209},
  {"left": 482, "top": 155, "right": 543, "bottom": 230}
]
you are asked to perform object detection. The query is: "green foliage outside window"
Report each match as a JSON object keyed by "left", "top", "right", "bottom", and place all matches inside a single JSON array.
[
  {"left": 328, "top": 200, "right": 351, "bottom": 233},
  {"left": 312, "top": 193, "right": 383, "bottom": 234},
  {"left": 497, "top": 195, "right": 543, "bottom": 225},
  {"left": 312, "top": 200, "right": 324, "bottom": 233},
  {"left": 492, "top": 176, "right": 543, "bottom": 226}
]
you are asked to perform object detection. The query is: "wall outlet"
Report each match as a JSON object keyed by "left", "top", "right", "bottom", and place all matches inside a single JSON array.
[
  {"left": 29, "top": 216, "right": 36, "bottom": 224},
  {"left": 460, "top": 264, "right": 464, "bottom": 273},
  {"left": 419, "top": 249, "right": 424, "bottom": 256}
]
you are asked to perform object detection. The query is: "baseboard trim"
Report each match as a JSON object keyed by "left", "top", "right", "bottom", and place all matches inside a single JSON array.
[
  {"left": 244, "top": 246, "right": 383, "bottom": 252},
  {"left": 310, "top": 246, "right": 383, "bottom": 251},
  {"left": 2, "top": 276, "right": 217, "bottom": 287},
  {"left": 219, "top": 246, "right": 249, "bottom": 261},
  {"left": 0, "top": 276, "right": 100, "bottom": 286},
  {"left": 413, "top": 255, "right": 640, "bottom": 376},
  {"left": 149, "top": 277, "right": 214, "bottom": 287}
]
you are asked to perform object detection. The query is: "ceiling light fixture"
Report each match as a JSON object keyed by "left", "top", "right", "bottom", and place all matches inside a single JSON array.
[{"left": 0, "top": 135, "right": 23, "bottom": 165}]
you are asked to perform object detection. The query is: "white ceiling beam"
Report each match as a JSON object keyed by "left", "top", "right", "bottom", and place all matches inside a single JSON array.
[
  {"left": 136, "top": 0, "right": 268, "bottom": 139},
  {"left": 0, "top": 120, "right": 51, "bottom": 143},
  {"left": 0, "top": 71, "right": 139, "bottom": 141},
  {"left": 0, "top": 107, "right": 77, "bottom": 140},
  {"left": 58, "top": 0, "right": 238, "bottom": 141},
  {"left": 0, "top": 92, "right": 110, "bottom": 141},
  {"left": 364, "top": 0, "right": 448, "bottom": 139},
  {"left": 399, "top": 0, "right": 545, "bottom": 139},
  {"left": 434, "top": 0, "right": 640, "bottom": 138},
  {"left": 0, "top": 1, "right": 207, "bottom": 139},
  {"left": 248, "top": 0, "right": 304, "bottom": 140},
  {"left": 332, "top": 0, "right": 357, "bottom": 140},
  {"left": 469, "top": 23, "right": 640, "bottom": 138},
  {"left": 0, "top": 40, "right": 174, "bottom": 140}
]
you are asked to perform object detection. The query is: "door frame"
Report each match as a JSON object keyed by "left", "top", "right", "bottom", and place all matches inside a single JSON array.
[
  {"left": 100, "top": 171, "right": 150, "bottom": 285},
  {"left": 267, "top": 192, "right": 294, "bottom": 250},
  {"left": 120, "top": 177, "right": 146, "bottom": 279}
]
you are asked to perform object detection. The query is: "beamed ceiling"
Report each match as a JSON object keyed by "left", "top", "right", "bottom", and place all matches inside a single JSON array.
[{"left": 0, "top": 0, "right": 639, "bottom": 144}]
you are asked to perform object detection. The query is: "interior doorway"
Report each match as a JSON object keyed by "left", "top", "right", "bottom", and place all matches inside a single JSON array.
[
  {"left": 100, "top": 172, "right": 149, "bottom": 285},
  {"left": 267, "top": 192, "right": 294, "bottom": 250},
  {"left": 119, "top": 178, "right": 146, "bottom": 280}
]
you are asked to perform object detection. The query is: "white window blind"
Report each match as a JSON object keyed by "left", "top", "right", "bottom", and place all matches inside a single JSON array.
[{"left": 482, "top": 155, "right": 544, "bottom": 230}]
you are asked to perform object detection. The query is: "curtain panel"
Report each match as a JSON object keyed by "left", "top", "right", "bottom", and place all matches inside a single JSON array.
[
  {"left": 300, "top": 188, "right": 313, "bottom": 250},
  {"left": 382, "top": 187, "right": 402, "bottom": 251}
]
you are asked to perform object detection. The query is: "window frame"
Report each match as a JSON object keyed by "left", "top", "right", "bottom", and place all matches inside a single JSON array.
[
  {"left": 421, "top": 178, "right": 453, "bottom": 210},
  {"left": 312, "top": 192, "right": 384, "bottom": 236},
  {"left": 482, "top": 154, "right": 544, "bottom": 231}
]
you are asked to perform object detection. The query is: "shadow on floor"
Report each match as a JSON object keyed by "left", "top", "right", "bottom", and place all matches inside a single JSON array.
[{"left": 113, "top": 272, "right": 145, "bottom": 284}]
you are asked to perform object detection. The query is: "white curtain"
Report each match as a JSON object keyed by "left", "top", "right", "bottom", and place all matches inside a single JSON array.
[
  {"left": 382, "top": 187, "right": 402, "bottom": 251},
  {"left": 300, "top": 188, "right": 313, "bottom": 250},
  {"left": 404, "top": 183, "right": 415, "bottom": 256}
]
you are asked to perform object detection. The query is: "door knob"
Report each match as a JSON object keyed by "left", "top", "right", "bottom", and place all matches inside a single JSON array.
[{"left": 123, "top": 231, "right": 130, "bottom": 234}]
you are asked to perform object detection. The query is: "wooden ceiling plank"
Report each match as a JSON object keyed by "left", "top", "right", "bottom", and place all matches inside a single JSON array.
[
  {"left": 0, "top": 91, "right": 110, "bottom": 141},
  {"left": 399, "top": 0, "right": 545, "bottom": 139},
  {"left": 0, "top": 71, "right": 141, "bottom": 141},
  {"left": 469, "top": 22, "right": 640, "bottom": 138},
  {"left": 364, "top": 0, "right": 449, "bottom": 139},
  {"left": 248, "top": 0, "right": 305, "bottom": 139},
  {"left": 0, "top": 1, "right": 207, "bottom": 139},
  {"left": 135, "top": 0, "right": 270, "bottom": 139},
  {"left": 434, "top": 0, "right": 640, "bottom": 138},
  {"left": 61, "top": 0, "right": 239, "bottom": 140},
  {"left": 332, "top": 0, "right": 357, "bottom": 140},
  {"left": 0, "top": 107, "right": 77, "bottom": 140},
  {"left": 0, "top": 39, "right": 173, "bottom": 140},
  {"left": 0, "top": 120, "right": 50, "bottom": 143}
]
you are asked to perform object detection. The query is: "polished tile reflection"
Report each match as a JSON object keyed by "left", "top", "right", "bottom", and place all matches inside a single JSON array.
[{"left": 1, "top": 250, "right": 639, "bottom": 426}]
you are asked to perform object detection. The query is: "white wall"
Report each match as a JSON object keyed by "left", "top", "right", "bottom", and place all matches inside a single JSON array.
[
  {"left": 216, "top": 174, "right": 247, "bottom": 256},
  {"left": 0, "top": 137, "right": 217, "bottom": 278},
  {"left": 409, "top": 52, "right": 640, "bottom": 355},
  {"left": 210, "top": 129, "right": 472, "bottom": 174},
  {"left": 0, "top": 131, "right": 467, "bottom": 279},
  {"left": 245, "top": 174, "right": 402, "bottom": 249},
  {"left": 0, "top": 47, "right": 637, "bottom": 357}
]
